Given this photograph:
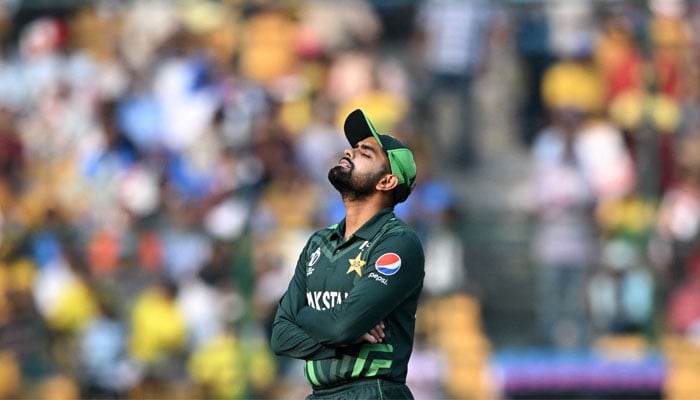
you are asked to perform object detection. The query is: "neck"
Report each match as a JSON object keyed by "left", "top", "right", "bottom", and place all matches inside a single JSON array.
[{"left": 342, "top": 197, "right": 389, "bottom": 240}]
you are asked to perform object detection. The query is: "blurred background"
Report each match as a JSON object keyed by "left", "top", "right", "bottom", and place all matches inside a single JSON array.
[{"left": 0, "top": 0, "right": 699, "bottom": 399}]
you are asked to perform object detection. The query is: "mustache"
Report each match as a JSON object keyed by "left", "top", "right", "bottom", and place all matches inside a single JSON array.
[{"left": 340, "top": 156, "right": 353, "bottom": 167}]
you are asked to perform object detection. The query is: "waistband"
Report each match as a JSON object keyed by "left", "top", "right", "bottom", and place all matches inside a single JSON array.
[{"left": 312, "top": 378, "right": 405, "bottom": 396}]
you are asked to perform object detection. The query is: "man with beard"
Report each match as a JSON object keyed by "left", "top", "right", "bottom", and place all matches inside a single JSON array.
[{"left": 271, "top": 109, "right": 424, "bottom": 399}]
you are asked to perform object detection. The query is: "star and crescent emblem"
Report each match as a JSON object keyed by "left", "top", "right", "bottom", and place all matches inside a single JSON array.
[{"left": 346, "top": 253, "right": 366, "bottom": 277}]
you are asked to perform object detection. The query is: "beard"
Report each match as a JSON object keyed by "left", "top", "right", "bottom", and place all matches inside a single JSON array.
[{"left": 328, "top": 163, "right": 383, "bottom": 201}]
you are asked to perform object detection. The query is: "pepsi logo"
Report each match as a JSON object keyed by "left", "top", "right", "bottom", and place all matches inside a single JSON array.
[{"left": 375, "top": 253, "right": 401, "bottom": 276}]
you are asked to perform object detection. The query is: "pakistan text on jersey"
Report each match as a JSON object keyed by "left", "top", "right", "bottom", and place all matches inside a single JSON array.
[{"left": 307, "top": 291, "right": 349, "bottom": 310}]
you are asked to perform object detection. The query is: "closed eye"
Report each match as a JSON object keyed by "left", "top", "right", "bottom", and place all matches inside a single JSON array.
[{"left": 357, "top": 143, "right": 379, "bottom": 158}]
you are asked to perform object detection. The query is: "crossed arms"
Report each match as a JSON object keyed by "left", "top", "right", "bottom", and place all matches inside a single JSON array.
[{"left": 270, "top": 233, "right": 422, "bottom": 360}]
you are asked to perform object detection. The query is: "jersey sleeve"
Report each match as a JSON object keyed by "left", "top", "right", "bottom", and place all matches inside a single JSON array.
[
  {"left": 270, "top": 238, "right": 337, "bottom": 360},
  {"left": 295, "top": 230, "right": 424, "bottom": 345}
]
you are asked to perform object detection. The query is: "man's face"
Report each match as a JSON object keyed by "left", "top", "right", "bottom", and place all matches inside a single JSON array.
[{"left": 328, "top": 137, "right": 390, "bottom": 201}]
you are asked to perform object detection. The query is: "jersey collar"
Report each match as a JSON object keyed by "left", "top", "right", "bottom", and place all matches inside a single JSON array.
[{"left": 332, "top": 207, "right": 395, "bottom": 242}]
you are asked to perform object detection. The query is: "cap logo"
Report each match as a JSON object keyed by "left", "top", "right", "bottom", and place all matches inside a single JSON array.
[{"left": 375, "top": 253, "right": 401, "bottom": 276}]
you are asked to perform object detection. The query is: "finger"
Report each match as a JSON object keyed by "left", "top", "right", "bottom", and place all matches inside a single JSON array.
[
  {"left": 362, "top": 333, "right": 377, "bottom": 343},
  {"left": 376, "top": 324, "right": 385, "bottom": 338},
  {"left": 373, "top": 325, "right": 384, "bottom": 338}
]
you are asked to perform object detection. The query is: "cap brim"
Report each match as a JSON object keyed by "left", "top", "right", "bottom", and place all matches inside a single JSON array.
[{"left": 344, "top": 109, "right": 384, "bottom": 148}]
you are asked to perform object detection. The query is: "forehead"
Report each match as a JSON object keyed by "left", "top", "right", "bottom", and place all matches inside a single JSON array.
[{"left": 357, "top": 136, "right": 382, "bottom": 151}]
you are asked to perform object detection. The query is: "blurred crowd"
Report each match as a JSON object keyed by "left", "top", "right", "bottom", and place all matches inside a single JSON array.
[{"left": 0, "top": 0, "right": 698, "bottom": 399}]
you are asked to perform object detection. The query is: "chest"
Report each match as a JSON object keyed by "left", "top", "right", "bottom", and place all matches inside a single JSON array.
[{"left": 304, "top": 241, "right": 371, "bottom": 292}]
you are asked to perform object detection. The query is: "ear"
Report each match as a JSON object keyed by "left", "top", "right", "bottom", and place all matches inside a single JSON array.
[{"left": 376, "top": 174, "right": 399, "bottom": 193}]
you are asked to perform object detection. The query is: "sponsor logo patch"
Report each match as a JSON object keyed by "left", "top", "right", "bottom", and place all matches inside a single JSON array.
[
  {"left": 368, "top": 272, "right": 388, "bottom": 285},
  {"left": 375, "top": 253, "right": 401, "bottom": 276}
]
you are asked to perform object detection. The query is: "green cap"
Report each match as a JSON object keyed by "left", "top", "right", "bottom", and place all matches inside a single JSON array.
[{"left": 343, "top": 109, "right": 417, "bottom": 203}]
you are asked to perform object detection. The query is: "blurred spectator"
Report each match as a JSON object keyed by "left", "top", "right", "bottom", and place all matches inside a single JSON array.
[
  {"left": 293, "top": 98, "right": 346, "bottom": 188},
  {"left": 127, "top": 279, "right": 186, "bottom": 377},
  {"left": 422, "top": 204, "right": 466, "bottom": 296},
  {"left": 400, "top": 170, "right": 466, "bottom": 296},
  {"left": 541, "top": 51, "right": 604, "bottom": 118},
  {"left": 595, "top": 4, "right": 645, "bottom": 106},
  {"left": 648, "top": 0, "right": 689, "bottom": 101},
  {"left": 413, "top": 0, "right": 493, "bottom": 168},
  {"left": 159, "top": 211, "right": 213, "bottom": 283},
  {"left": 545, "top": 0, "right": 596, "bottom": 61},
  {"left": 680, "top": 2, "right": 700, "bottom": 137},
  {"left": 656, "top": 134, "right": 700, "bottom": 301},
  {"left": 0, "top": 351, "right": 21, "bottom": 399},
  {"left": 515, "top": 2, "right": 555, "bottom": 146},
  {"left": 591, "top": 187, "right": 657, "bottom": 336},
  {"left": 666, "top": 262, "right": 700, "bottom": 338},
  {"left": 177, "top": 275, "right": 224, "bottom": 349},
  {"left": 237, "top": 4, "right": 300, "bottom": 90},
  {"left": 0, "top": 259, "right": 50, "bottom": 385},
  {"left": 296, "top": 0, "right": 381, "bottom": 58},
  {"left": 188, "top": 327, "right": 246, "bottom": 399},
  {"left": 529, "top": 107, "right": 598, "bottom": 349},
  {"left": 601, "top": 2, "right": 684, "bottom": 196},
  {"left": 334, "top": 53, "right": 411, "bottom": 137},
  {"left": 529, "top": 34, "right": 637, "bottom": 344},
  {"left": 40, "top": 374, "right": 80, "bottom": 400},
  {"left": 118, "top": 1, "right": 179, "bottom": 73},
  {"left": 0, "top": 106, "right": 25, "bottom": 196},
  {"left": 188, "top": 322, "right": 276, "bottom": 400},
  {"left": 78, "top": 300, "right": 138, "bottom": 399},
  {"left": 472, "top": 6, "right": 523, "bottom": 159}
]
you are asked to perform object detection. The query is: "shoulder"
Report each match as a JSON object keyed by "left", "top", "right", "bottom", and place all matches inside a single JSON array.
[
  {"left": 310, "top": 224, "right": 336, "bottom": 240},
  {"left": 375, "top": 218, "right": 424, "bottom": 258},
  {"left": 385, "top": 216, "right": 421, "bottom": 239},
  {"left": 302, "top": 226, "right": 336, "bottom": 252}
]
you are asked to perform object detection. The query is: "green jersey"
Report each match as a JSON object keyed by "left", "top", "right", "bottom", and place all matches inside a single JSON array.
[{"left": 270, "top": 207, "right": 425, "bottom": 389}]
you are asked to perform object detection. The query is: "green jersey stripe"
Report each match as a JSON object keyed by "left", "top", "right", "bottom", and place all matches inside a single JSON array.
[
  {"left": 314, "top": 360, "right": 330, "bottom": 384},
  {"left": 329, "top": 358, "right": 339, "bottom": 380},
  {"left": 340, "top": 354, "right": 352, "bottom": 373},
  {"left": 306, "top": 361, "right": 321, "bottom": 386}
]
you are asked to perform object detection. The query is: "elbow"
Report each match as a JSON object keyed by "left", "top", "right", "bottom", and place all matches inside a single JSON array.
[
  {"left": 270, "top": 337, "right": 282, "bottom": 356},
  {"left": 270, "top": 323, "right": 287, "bottom": 355}
]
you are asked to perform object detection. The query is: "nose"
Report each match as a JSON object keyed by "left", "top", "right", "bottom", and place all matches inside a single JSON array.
[{"left": 343, "top": 148, "right": 354, "bottom": 159}]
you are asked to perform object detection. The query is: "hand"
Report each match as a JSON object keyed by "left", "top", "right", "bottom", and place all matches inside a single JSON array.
[{"left": 356, "top": 321, "right": 385, "bottom": 344}]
